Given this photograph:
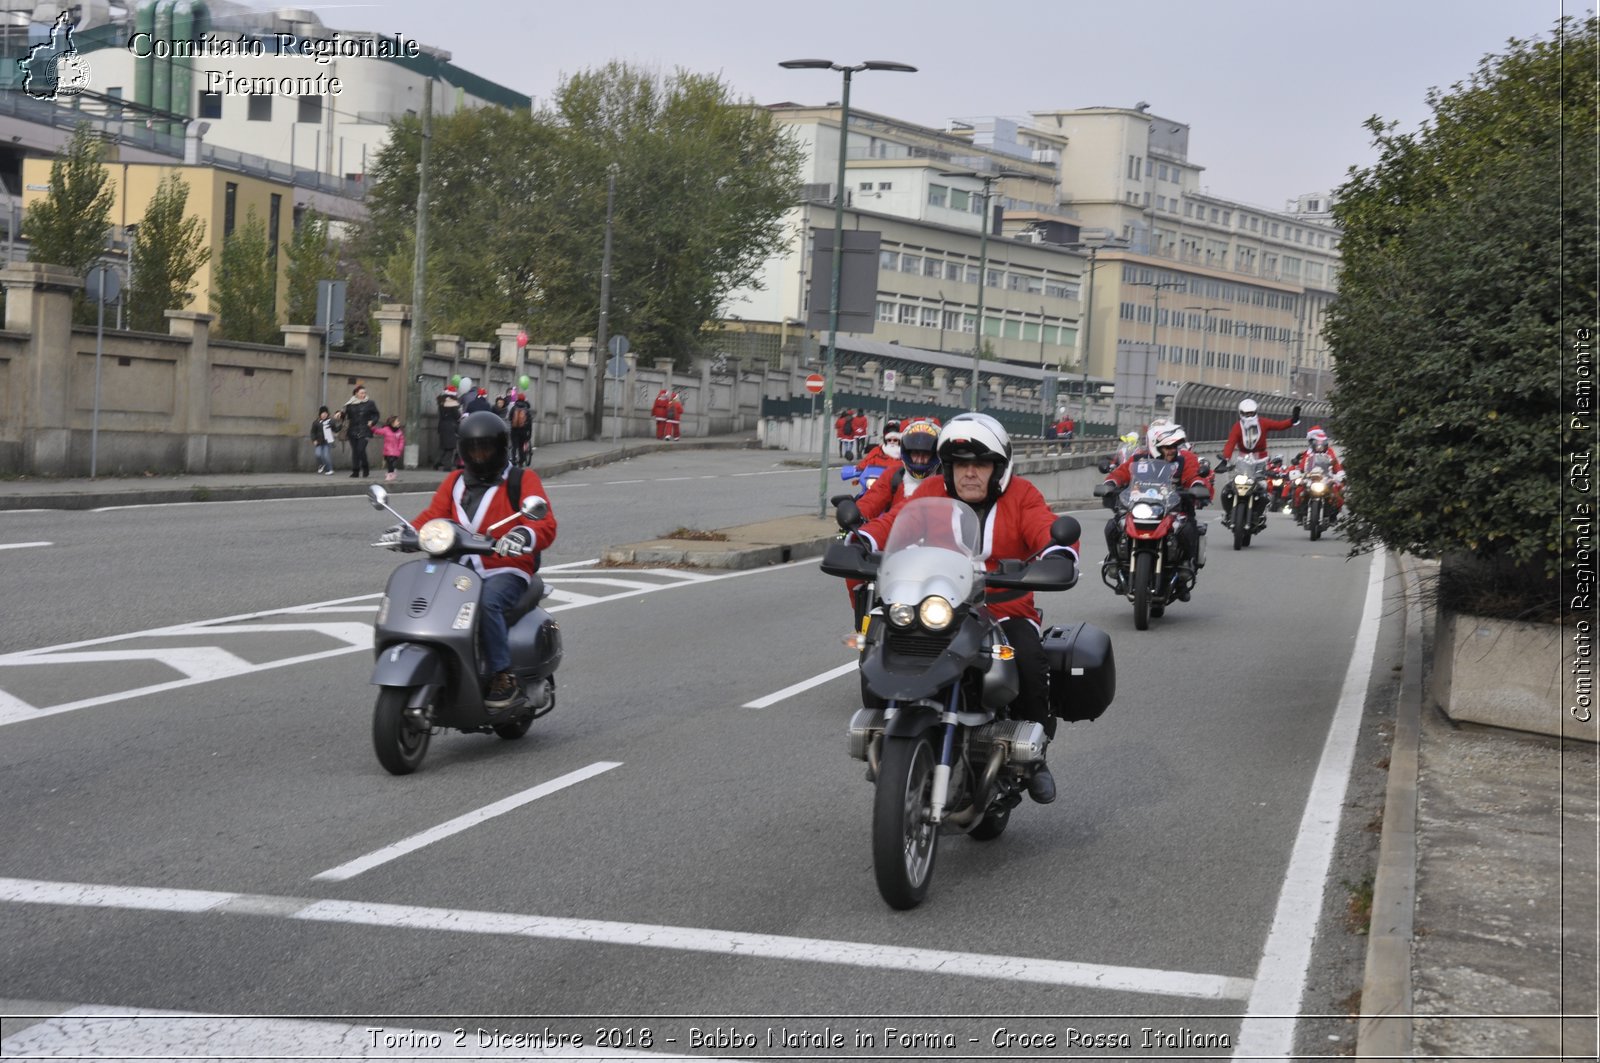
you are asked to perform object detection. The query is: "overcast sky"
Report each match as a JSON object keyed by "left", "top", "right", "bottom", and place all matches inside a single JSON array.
[{"left": 330, "top": 0, "right": 1566, "bottom": 211}]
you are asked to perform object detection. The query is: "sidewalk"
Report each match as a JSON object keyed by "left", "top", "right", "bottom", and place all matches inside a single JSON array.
[{"left": 3, "top": 437, "right": 1594, "bottom": 1055}]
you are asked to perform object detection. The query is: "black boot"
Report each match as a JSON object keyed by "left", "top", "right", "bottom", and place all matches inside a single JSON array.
[{"left": 1027, "top": 764, "right": 1057, "bottom": 805}]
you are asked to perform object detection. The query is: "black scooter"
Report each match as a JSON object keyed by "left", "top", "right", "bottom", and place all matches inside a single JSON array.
[{"left": 365, "top": 485, "right": 562, "bottom": 775}]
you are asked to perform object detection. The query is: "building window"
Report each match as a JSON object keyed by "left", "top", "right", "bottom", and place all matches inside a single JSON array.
[
  {"left": 199, "top": 91, "right": 222, "bottom": 119},
  {"left": 986, "top": 268, "right": 1003, "bottom": 288},
  {"left": 900, "top": 254, "right": 921, "bottom": 273},
  {"left": 964, "top": 265, "right": 980, "bottom": 284},
  {"left": 106, "top": 87, "right": 122, "bottom": 118},
  {"left": 898, "top": 304, "right": 918, "bottom": 324},
  {"left": 298, "top": 95, "right": 322, "bottom": 123},
  {"left": 877, "top": 182, "right": 893, "bottom": 191},
  {"left": 950, "top": 188, "right": 970, "bottom": 211},
  {"left": 877, "top": 301, "right": 895, "bottom": 323},
  {"left": 248, "top": 96, "right": 272, "bottom": 121},
  {"left": 920, "top": 306, "right": 940, "bottom": 328},
  {"left": 224, "top": 182, "right": 238, "bottom": 238},
  {"left": 927, "top": 183, "right": 947, "bottom": 208},
  {"left": 879, "top": 250, "right": 898, "bottom": 271},
  {"left": 945, "top": 261, "right": 964, "bottom": 282},
  {"left": 1120, "top": 302, "right": 1135, "bottom": 320},
  {"left": 859, "top": 182, "right": 874, "bottom": 192},
  {"left": 942, "top": 309, "right": 962, "bottom": 331}
]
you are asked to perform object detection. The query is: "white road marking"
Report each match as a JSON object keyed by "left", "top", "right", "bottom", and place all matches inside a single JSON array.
[
  {"left": 0, "top": 540, "right": 50, "bottom": 550},
  {"left": 0, "top": 561, "right": 819, "bottom": 727},
  {"left": 605, "top": 478, "right": 645, "bottom": 485},
  {"left": 313, "top": 762, "right": 622, "bottom": 881},
  {"left": 0, "top": 1005, "right": 754, "bottom": 1060},
  {"left": 0, "top": 876, "right": 1254, "bottom": 1000},
  {"left": 1233, "top": 547, "right": 1386, "bottom": 1059},
  {"left": 742, "top": 661, "right": 859, "bottom": 708}
]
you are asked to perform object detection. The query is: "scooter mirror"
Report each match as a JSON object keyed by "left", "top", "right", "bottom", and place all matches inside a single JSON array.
[
  {"left": 521, "top": 495, "right": 550, "bottom": 521},
  {"left": 368, "top": 484, "right": 388, "bottom": 509},
  {"left": 835, "top": 497, "right": 863, "bottom": 532}
]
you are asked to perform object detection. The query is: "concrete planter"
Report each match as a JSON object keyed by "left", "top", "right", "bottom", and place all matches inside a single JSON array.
[{"left": 1433, "top": 611, "right": 1594, "bottom": 742}]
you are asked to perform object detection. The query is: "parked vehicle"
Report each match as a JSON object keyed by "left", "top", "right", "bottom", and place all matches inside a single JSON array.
[
  {"left": 1094, "top": 460, "right": 1209, "bottom": 630},
  {"left": 364, "top": 485, "right": 562, "bottom": 774},
  {"left": 821, "top": 497, "right": 1114, "bottom": 909}
]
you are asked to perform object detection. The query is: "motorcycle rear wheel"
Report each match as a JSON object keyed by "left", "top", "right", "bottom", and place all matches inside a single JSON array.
[
  {"left": 373, "top": 687, "right": 431, "bottom": 775},
  {"left": 873, "top": 733, "right": 939, "bottom": 909},
  {"left": 1132, "top": 551, "right": 1155, "bottom": 631},
  {"left": 1309, "top": 499, "right": 1323, "bottom": 542}
]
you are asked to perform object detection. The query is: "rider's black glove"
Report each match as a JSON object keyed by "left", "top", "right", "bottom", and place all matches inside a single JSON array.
[{"left": 1290, "top": 404, "right": 1302, "bottom": 425}]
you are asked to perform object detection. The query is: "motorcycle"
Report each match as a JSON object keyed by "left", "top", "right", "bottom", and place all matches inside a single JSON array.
[
  {"left": 1293, "top": 453, "right": 1341, "bottom": 541},
  {"left": 839, "top": 462, "right": 889, "bottom": 500},
  {"left": 1264, "top": 457, "right": 1293, "bottom": 513},
  {"left": 1218, "top": 454, "right": 1270, "bottom": 549},
  {"left": 1094, "top": 460, "right": 1209, "bottom": 630},
  {"left": 364, "top": 485, "right": 562, "bottom": 775},
  {"left": 821, "top": 497, "right": 1114, "bottom": 909}
]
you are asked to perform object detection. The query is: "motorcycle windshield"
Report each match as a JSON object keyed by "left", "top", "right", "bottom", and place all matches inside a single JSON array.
[
  {"left": 1120, "top": 459, "right": 1181, "bottom": 509},
  {"left": 1307, "top": 454, "right": 1333, "bottom": 475},
  {"left": 1233, "top": 455, "right": 1268, "bottom": 480},
  {"left": 877, "top": 497, "right": 982, "bottom": 608}
]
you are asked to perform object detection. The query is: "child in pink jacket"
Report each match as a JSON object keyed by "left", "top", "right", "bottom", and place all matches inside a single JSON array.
[{"left": 374, "top": 416, "right": 406, "bottom": 482}]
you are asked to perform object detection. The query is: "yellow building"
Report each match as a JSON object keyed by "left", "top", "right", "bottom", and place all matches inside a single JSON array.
[{"left": 22, "top": 155, "right": 295, "bottom": 327}]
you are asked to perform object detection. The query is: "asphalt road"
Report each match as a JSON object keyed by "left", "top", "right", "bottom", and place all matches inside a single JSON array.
[{"left": 0, "top": 448, "right": 1400, "bottom": 1060}]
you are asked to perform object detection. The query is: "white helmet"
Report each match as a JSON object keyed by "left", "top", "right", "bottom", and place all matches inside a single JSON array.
[
  {"left": 1151, "top": 423, "right": 1188, "bottom": 455},
  {"left": 1238, "top": 398, "right": 1259, "bottom": 418},
  {"left": 937, "top": 412, "right": 1013, "bottom": 503}
]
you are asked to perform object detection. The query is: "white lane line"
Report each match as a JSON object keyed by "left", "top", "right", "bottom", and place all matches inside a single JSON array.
[
  {"left": 605, "top": 478, "right": 645, "bottom": 485},
  {"left": 1233, "top": 546, "right": 1387, "bottom": 1059},
  {"left": 540, "top": 557, "right": 602, "bottom": 571},
  {"left": 0, "top": 540, "right": 50, "bottom": 550},
  {"left": 0, "top": 1005, "right": 761, "bottom": 1061},
  {"left": 313, "top": 762, "right": 622, "bottom": 882},
  {"left": 0, "top": 876, "right": 1253, "bottom": 1000},
  {"left": 742, "top": 661, "right": 859, "bottom": 709}
]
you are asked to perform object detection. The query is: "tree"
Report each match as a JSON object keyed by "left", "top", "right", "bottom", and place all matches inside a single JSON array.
[
  {"left": 126, "top": 172, "right": 209, "bottom": 332},
  {"left": 356, "top": 63, "right": 803, "bottom": 365},
  {"left": 1326, "top": 16, "right": 1596, "bottom": 602},
  {"left": 210, "top": 209, "right": 278, "bottom": 343},
  {"left": 26, "top": 123, "right": 113, "bottom": 276},
  {"left": 283, "top": 208, "right": 341, "bottom": 328}
]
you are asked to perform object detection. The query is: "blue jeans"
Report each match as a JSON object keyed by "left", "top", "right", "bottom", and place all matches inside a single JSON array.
[
  {"left": 478, "top": 573, "right": 526, "bottom": 675},
  {"left": 314, "top": 443, "right": 331, "bottom": 470}
]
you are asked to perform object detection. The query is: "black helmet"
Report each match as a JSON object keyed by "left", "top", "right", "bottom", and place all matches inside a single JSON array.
[{"left": 457, "top": 410, "right": 510, "bottom": 480}]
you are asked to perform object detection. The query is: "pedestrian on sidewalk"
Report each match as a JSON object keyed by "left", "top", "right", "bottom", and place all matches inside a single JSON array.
[
  {"left": 435, "top": 383, "right": 462, "bottom": 470},
  {"left": 309, "top": 406, "right": 337, "bottom": 475},
  {"left": 652, "top": 388, "right": 671, "bottom": 440},
  {"left": 836, "top": 409, "right": 854, "bottom": 460},
  {"left": 374, "top": 415, "right": 406, "bottom": 482},
  {"left": 851, "top": 409, "right": 869, "bottom": 461},
  {"left": 343, "top": 384, "right": 380, "bottom": 479},
  {"left": 667, "top": 391, "right": 684, "bottom": 441}
]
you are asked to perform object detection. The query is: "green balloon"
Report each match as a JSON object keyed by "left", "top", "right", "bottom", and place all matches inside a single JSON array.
[
  {"left": 518, "top": 375, "right": 531, "bottom": 389},
  {"left": 450, "top": 375, "right": 461, "bottom": 387}
]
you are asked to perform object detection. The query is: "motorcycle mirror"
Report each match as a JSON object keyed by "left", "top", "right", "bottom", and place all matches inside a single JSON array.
[
  {"left": 1196, "top": 460, "right": 1212, "bottom": 476},
  {"left": 1049, "top": 515, "right": 1081, "bottom": 546},
  {"left": 1096, "top": 458, "right": 1112, "bottom": 474},
  {"left": 834, "top": 497, "right": 863, "bottom": 532},
  {"left": 521, "top": 495, "right": 550, "bottom": 521},
  {"left": 368, "top": 484, "right": 388, "bottom": 509}
]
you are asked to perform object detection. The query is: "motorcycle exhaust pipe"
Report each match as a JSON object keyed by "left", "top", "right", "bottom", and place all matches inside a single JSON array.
[{"left": 945, "top": 745, "right": 1006, "bottom": 829}]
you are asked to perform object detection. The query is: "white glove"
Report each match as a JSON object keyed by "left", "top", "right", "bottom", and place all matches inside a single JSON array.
[
  {"left": 1332, "top": 471, "right": 1346, "bottom": 483},
  {"left": 494, "top": 527, "right": 534, "bottom": 558}
]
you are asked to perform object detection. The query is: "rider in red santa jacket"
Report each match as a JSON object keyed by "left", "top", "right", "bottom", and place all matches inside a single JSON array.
[
  {"left": 1290, "top": 428, "right": 1345, "bottom": 521},
  {"left": 1218, "top": 397, "right": 1299, "bottom": 527},
  {"left": 1099, "top": 423, "right": 1210, "bottom": 599}
]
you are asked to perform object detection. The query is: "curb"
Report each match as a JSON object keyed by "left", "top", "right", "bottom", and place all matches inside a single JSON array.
[{"left": 1357, "top": 553, "right": 1424, "bottom": 1058}]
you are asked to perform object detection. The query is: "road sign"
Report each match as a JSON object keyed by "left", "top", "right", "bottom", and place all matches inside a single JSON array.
[
  {"left": 316, "top": 280, "right": 347, "bottom": 346},
  {"left": 86, "top": 265, "right": 120, "bottom": 305},
  {"left": 608, "top": 334, "right": 630, "bottom": 357},
  {"left": 804, "top": 373, "right": 825, "bottom": 394},
  {"left": 883, "top": 369, "right": 897, "bottom": 392}
]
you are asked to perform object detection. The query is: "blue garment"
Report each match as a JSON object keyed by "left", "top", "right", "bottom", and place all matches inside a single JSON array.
[
  {"left": 477, "top": 572, "right": 526, "bottom": 674},
  {"left": 314, "top": 442, "right": 332, "bottom": 470}
]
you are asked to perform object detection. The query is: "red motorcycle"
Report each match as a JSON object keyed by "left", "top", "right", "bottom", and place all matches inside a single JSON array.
[{"left": 1094, "top": 459, "right": 1209, "bottom": 630}]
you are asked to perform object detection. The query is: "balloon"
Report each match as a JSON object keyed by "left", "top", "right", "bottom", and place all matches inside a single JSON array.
[
  {"left": 449, "top": 375, "right": 461, "bottom": 387},
  {"left": 458, "top": 376, "right": 473, "bottom": 393},
  {"left": 518, "top": 375, "right": 531, "bottom": 389}
]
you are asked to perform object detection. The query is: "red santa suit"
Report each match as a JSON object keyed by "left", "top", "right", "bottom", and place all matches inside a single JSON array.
[
  {"left": 651, "top": 390, "right": 671, "bottom": 440},
  {"left": 413, "top": 468, "right": 558, "bottom": 580},
  {"left": 1222, "top": 413, "right": 1298, "bottom": 459}
]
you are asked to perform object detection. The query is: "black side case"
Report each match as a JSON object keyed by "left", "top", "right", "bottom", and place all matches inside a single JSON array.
[{"left": 1042, "top": 622, "right": 1116, "bottom": 722}]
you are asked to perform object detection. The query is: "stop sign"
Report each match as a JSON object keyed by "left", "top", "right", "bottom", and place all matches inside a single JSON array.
[{"left": 804, "top": 373, "right": 825, "bottom": 394}]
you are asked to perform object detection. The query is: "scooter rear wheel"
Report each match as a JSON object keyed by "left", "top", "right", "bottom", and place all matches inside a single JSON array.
[{"left": 373, "top": 687, "right": 431, "bottom": 775}]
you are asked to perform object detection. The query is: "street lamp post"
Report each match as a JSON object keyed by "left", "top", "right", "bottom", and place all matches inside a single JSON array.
[
  {"left": 1060, "top": 237, "right": 1128, "bottom": 430},
  {"left": 1130, "top": 278, "right": 1185, "bottom": 424},
  {"left": 1182, "top": 304, "right": 1225, "bottom": 385},
  {"left": 781, "top": 58, "right": 917, "bottom": 517},
  {"left": 938, "top": 168, "right": 1026, "bottom": 410}
]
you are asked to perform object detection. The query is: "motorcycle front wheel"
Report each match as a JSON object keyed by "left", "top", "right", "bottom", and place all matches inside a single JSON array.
[
  {"left": 1309, "top": 499, "right": 1323, "bottom": 542},
  {"left": 1233, "top": 507, "right": 1251, "bottom": 550},
  {"left": 373, "top": 687, "right": 431, "bottom": 775},
  {"left": 1132, "top": 551, "right": 1155, "bottom": 630},
  {"left": 873, "top": 732, "right": 940, "bottom": 909}
]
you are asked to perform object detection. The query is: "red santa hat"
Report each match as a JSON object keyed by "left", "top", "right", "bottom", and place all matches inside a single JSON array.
[{"left": 443, "top": 384, "right": 457, "bottom": 395}]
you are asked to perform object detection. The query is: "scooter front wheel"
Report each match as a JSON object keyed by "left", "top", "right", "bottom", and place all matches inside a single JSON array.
[
  {"left": 373, "top": 687, "right": 431, "bottom": 775},
  {"left": 872, "top": 732, "right": 939, "bottom": 909}
]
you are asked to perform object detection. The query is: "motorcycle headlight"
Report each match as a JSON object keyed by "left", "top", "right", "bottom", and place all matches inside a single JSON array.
[
  {"left": 1309, "top": 481, "right": 1328, "bottom": 495},
  {"left": 918, "top": 595, "right": 954, "bottom": 631},
  {"left": 1130, "top": 502, "right": 1159, "bottom": 521},
  {"left": 1234, "top": 473, "right": 1251, "bottom": 488},
  {"left": 418, "top": 518, "right": 458, "bottom": 556},
  {"left": 888, "top": 602, "right": 916, "bottom": 627}
]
